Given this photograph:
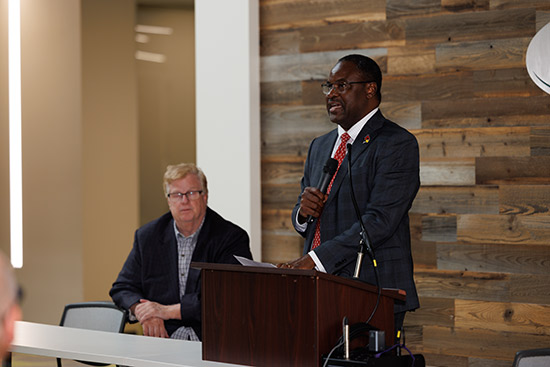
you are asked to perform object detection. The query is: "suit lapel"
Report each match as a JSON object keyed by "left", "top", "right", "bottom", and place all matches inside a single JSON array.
[
  {"left": 325, "top": 110, "right": 386, "bottom": 206},
  {"left": 349, "top": 110, "right": 385, "bottom": 165},
  {"left": 163, "top": 220, "right": 180, "bottom": 296}
]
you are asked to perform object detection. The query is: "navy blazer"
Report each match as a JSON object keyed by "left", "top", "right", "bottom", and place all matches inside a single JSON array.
[
  {"left": 292, "top": 110, "right": 420, "bottom": 313},
  {"left": 110, "top": 207, "right": 252, "bottom": 339}
]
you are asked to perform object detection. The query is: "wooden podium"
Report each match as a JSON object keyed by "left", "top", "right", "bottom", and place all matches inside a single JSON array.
[{"left": 194, "top": 263, "right": 406, "bottom": 367}]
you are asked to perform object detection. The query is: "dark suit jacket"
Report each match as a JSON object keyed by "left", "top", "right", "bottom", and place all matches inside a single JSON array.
[
  {"left": 109, "top": 207, "right": 252, "bottom": 339},
  {"left": 292, "top": 110, "right": 420, "bottom": 313}
]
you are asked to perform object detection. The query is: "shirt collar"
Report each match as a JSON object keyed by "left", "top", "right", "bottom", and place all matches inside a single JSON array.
[
  {"left": 337, "top": 107, "right": 379, "bottom": 143},
  {"left": 173, "top": 216, "right": 206, "bottom": 240}
]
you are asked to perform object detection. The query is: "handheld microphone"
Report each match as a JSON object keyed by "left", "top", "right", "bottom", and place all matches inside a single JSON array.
[{"left": 306, "top": 157, "right": 338, "bottom": 223}]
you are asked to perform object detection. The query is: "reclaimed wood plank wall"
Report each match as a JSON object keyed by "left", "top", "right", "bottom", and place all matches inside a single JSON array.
[{"left": 259, "top": 0, "right": 550, "bottom": 365}]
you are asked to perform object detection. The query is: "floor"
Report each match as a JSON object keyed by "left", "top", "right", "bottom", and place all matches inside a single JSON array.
[{"left": 6, "top": 353, "right": 116, "bottom": 367}]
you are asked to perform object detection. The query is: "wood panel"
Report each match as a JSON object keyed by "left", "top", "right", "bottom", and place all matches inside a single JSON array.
[
  {"left": 499, "top": 185, "right": 550, "bottom": 215},
  {"left": 261, "top": 105, "right": 332, "bottom": 156},
  {"left": 419, "top": 158, "right": 475, "bottom": 186},
  {"left": 414, "top": 269, "right": 510, "bottom": 302},
  {"left": 379, "top": 101, "right": 422, "bottom": 129},
  {"left": 404, "top": 8, "right": 535, "bottom": 44},
  {"left": 422, "top": 95, "right": 550, "bottom": 129},
  {"left": 260, "top": 29, "right": 300, "bottom": 57},
  {"left": 411, "top": 239, "right": 438, "bottom": 269},
  {"left": 384, "top": 71, "right": 474, "bottom": 102},
  {"left": 262, "top": 233, "right": 304, "bottom": 264},
  {"left": 437, "top": 242, "right": 550, "bottom": 274},
  {"left": 510, "top": 274, "right": 550, "bottom": 304},
  {"left": 260, "top": 81, "right": 302, "bottom": 106},
  {"left": 454, "top": 299, "right": 550, "bottom": 335},
  {"left": 468, "top": 358, "right": 511, "bottom": 367},
  {"left": 418, "top": 353, "right": 469, "bottom": 367},
  {"left": 260, "top": 0, "right": 385, "bottom": 31},
  {"left": 262, "top": 208, "right": 295, "bottom": 234},
  {"left": 387, "top": 45, "right": 436, "bottom": 75},
  {"left": 536, "top": 10, "right": 550, "bottom": 31},
  {"left": 422, "top": 325, "right": 550, "bottom": 360},
  {"left": 531, "top": 126, "right": 550, "bottom": 156},
  {"left": 299, "top": 21, "right": 404, "bottom": 53},
  {"left": 473, "top": 68, "right": 545, "bottom": 98},
  {"left": 435, "top": 37, "right": 530, "bottom": 72},
  {"left": 421, "top": 214, "right": 457, "bottom": 242},
  {"left": 457, "top": 214, "right": 550, "bottom": 245},
  {"left": 413, "top": 126, "right": 531, "bottom": 158},
  {"left": 491, "top": 0, "right": 550, "bottom": 10},
  {"left": 410, "top": 213, "right": 439, "bottom": 269},
  {"left": 262, "top": 183, "right": 301, "bottom": 207},
  {"left": 261, "top": 49, "right": 387, "bottom": 83},
  {"left": 302, "top": 80, "right": 329, "bottom": 106},
  {"left": 411, "top": 186, "right": 499, "bottom": 214},
  {"left": 386, "top": 0, "right": 441, "bottom": 19},
  {"left": 442, "top": 0, "right": 489, "bottom": 12},
  {"left": 404, "top": 297, "right": 454, "bottom": 327},
  {"left": 476, "top": 156, "right": 550, "bottom": 184},
  {"left": 400, "top": 324, "right": 423, "bottom": 351},
  {"left": 261, "top": 156, "right": 305, "bottom": 185}
]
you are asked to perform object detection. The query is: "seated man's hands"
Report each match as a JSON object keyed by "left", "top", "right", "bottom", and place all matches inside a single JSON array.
[
  {"left": 131, "top": 300, "right": 181, "bottom": 338},
  {"left": 140, "top": 317, "right": 169, "bottom": 338},
  {"left": 134, "top": 300, "right": 178, "bottom": 322}
]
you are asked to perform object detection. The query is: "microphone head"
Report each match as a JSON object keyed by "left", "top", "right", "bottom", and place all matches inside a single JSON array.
[{"left": 324, "top": 158, "right": 338, "bottom": 175}]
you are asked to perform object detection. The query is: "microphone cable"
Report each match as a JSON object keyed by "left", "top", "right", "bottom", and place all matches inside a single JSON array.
[{"left": 346, "top": 143, "right": 381, "bottom": 330}]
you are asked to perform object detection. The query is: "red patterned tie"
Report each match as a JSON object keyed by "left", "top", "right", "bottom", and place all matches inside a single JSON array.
[{"left": 312, "top": 132, "right": 351, "bottom": 249}]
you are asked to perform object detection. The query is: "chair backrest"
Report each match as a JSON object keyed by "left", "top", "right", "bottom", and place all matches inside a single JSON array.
[
  {"left": 59, "top": 301, "right": 127, "bottom": 333},
  {"left": 513, "top": 348, "right": 550, "bottom": 367}
]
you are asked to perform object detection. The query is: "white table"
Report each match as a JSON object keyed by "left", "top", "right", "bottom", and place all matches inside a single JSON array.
[{"left": 10, "top": 321, "right": 242, "bottom": 367}]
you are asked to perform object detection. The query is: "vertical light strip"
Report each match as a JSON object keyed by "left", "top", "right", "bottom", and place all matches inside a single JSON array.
[{"left": 8, "top": 0, "right": 23, "bottom": 268}]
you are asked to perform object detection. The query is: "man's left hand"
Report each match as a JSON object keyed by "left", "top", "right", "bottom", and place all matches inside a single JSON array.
[
  {"left": 134, "top": 300, "right": 181, "bottom": 322},
  {"left": 277, "top": 254, "right": 315, "bottom": 270}
]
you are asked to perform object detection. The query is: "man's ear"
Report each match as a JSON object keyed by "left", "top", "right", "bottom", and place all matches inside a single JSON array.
[{"left": 365, "top": 82, "right": 377, "bottom": 99}]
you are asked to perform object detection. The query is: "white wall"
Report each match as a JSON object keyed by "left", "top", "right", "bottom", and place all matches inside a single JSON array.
[
  {"left": 17, "top": 0, "right": 84, "bottom": 323},
  {"left": 0, "top": 0, "right": 140, "bottom": 324},
  {"left": 195, "top": 0, "right": 261, "bottom": 260}
]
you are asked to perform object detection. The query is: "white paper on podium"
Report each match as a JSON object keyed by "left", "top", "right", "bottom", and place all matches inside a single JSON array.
[{"left": 234, "top": 255, "right": 277, "bottom": 268}]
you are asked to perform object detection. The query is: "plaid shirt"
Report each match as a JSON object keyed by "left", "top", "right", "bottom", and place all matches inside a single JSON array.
[{"left": 170, "top": 218, "right": 205, "bottom": 341}]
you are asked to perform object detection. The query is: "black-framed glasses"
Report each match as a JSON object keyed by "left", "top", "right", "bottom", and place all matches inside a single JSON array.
[
  {"left": 167, "top": 190, "right": 203, "bottom": 202},
  {"left": 321, "top": 81, "right": 374, "bottom": 95}
]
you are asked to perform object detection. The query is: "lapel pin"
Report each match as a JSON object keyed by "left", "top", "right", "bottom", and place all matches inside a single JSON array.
[{"left": 363, "top": 134, "right": 370, "bottom": 144}]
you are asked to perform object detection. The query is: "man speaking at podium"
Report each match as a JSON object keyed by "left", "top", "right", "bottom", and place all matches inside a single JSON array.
[
  {"left": 282, "top": 54, "right": 420, "bottom": 335},
  {"left": 110, "top": 163, "right": 252, "bottom": 341}
]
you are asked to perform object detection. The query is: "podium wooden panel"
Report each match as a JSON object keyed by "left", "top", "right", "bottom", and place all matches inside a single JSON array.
[{"left": 194, "top": 263, "right": 406, "bottom": 367}]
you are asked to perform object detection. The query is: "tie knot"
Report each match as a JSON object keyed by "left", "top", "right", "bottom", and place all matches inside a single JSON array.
[{"left": 341, "top": 132, "right": 351, "bottom": 144}]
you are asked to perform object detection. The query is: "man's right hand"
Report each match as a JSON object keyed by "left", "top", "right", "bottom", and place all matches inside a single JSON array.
[
  {"left": 141, "top": 317, "right": 169, "bottom": 338},
  {"left": 298, "top": 187, "right": 327, "bottom": 223}
]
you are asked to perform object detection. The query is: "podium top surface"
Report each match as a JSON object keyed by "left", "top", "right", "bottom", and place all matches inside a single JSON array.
[{"left": 192, "top": 262, "right": 406, "bottom": 301}]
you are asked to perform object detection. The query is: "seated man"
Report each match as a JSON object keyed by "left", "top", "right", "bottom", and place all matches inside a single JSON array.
[
  {"left": 110, "top": 163, "right": 252, "bottom": 341},
  {"left": 0, "top": 251, "right": 21, "bottom": 360}
]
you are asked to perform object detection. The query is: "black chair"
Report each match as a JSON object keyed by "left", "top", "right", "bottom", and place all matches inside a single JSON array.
[
  {"left": 512, "top": 348, "right": 550, "bottom": 367},
  {"left": 57, "top": 301, "right": 127, "bottom": 367}
]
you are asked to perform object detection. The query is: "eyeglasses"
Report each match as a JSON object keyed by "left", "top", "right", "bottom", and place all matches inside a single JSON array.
[
  {"left": 167, "top": 190, "right": 203, "bottom": 202},
  {"left": 321, "top": 81, "right": 374, "bottom": 95}
]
